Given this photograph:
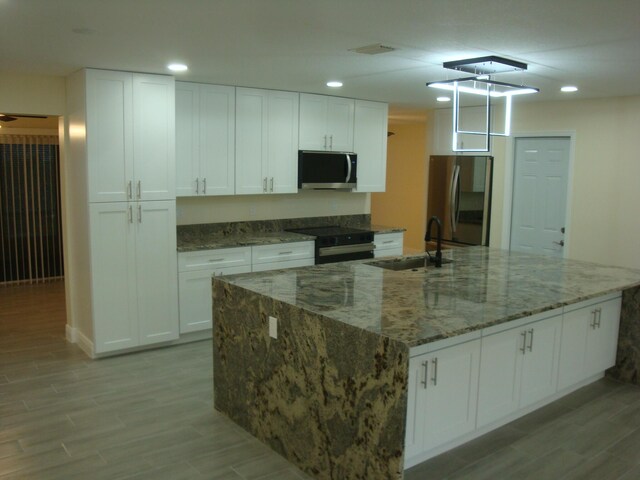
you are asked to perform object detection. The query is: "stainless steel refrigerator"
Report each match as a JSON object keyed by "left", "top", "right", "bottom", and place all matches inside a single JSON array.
[{"left": 427, "top": 156, "right": 493, "bottom": 246}]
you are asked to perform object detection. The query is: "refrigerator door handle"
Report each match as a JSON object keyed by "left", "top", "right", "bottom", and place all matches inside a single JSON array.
[{"left": 450, "top": 165, "right": 461, "bottom": 233}]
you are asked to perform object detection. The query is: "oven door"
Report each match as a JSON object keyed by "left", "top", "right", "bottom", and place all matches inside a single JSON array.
[{"left": 316, "top": 243, "right": 374, "bottom": 264}]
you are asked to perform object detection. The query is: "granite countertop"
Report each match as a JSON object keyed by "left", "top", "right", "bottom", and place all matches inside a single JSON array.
[
  {"left": 214, "top": 246, "right": 640, "bottom": 348},
  {"left": 177, "top": 231, "right": 315, "bottom": 252},
  {"left": 177, "top": 223, "right": 405, "bottom": 252}
]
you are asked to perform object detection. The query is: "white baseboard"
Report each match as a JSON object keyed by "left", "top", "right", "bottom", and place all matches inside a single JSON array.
[{"left": 65, "top": 324, "right": 76, "bottom": 343}]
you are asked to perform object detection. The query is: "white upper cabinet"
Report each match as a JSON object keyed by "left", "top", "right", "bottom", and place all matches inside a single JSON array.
[
  {"left": 175, "top": 82, "right": 235, "bottom": 197},
  {"left": 354, "top": 100, "right": 388, "bottom": 192},
  {"left": 299, "top": 94, "right": 354, "bottom": 152},
  {"left": 235, "top": 87, "right": 299, "bottom": 195},
  {"left": 86, "top": 69, "right": 133, "bottom": 203},
  {"left": 133, "top": 74, "right": 175, "bottom": 200},
  {"left": 86, "top": 69, "right": 175, "bottom": 202}
]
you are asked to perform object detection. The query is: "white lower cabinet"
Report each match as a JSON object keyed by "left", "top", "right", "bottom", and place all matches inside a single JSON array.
[
  {"left": 477, "top": 312, "right": 562, "bottom": 428},
  {"left": 90, "top": 201, "right": 179, "bottom": 354},
  {"left": 373, "top": 232, "right": 404, "bottom": 258},
  {"left": 558, "top": 293, "right": 622, "bottom": 390},
  {"left": 406, "top": 293, "right": 622, "bottom": 467},
  {"left": 405, "top": 339, "right": 481, "bottom": 460},
  {"left": 177, "top": 242, "right": 314, "bottom": 334},
  {"left": 177, "top": 247, "right": 251, "bottom": 334}
]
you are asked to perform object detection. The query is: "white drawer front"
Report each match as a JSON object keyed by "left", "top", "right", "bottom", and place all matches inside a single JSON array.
[
  {"left": 252, "top": 257, "right": 314, "bottom": 272},
  {"left": 374, "top": 232, "right": 403, "bottom": 258},
  {"left": 252, "top": 241, "right": 315, "bottom": 265},
  {"left": 178, "top": 247, "right": 252, "bottom": 272},
  {"left": 374, "top": 232, "right": 403, "bottom": 250}
]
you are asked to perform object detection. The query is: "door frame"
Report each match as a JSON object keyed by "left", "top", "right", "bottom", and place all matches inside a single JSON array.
[{"left": 500, "top": 132, "right": 576, "bottom": 257}]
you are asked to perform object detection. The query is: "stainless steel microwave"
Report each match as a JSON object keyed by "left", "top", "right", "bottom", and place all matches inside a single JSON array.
[{"left": 298, "top": 150, "right": 357, "bottom": 190}]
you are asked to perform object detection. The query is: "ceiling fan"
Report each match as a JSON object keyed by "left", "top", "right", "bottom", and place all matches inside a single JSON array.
[{"left": 0, "top": 113, "right": 48, "bottom": 123}]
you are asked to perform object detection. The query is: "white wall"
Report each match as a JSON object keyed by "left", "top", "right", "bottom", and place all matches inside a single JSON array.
[
  {"left": 490, "top": 95, "right": 640, "bottom": 270},
  {"left": 177, "top": 191, "right": 370, "bottom": 225}
]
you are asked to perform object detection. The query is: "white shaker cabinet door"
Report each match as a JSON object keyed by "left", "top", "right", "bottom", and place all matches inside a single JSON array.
[
  {"left": 299, "top": 93, "right": 329, "bottom": 151},
  {"left": 519, "top": 314, "right": 562, "bottom": 408},
  {"left": 326, "top": 96, "right": 355, "bottom": 152},
  {"left": 354, "top": 100, "right": 388, "bottom": 192},
  {"left": 421, "top": 340, "right": 481, "bottom": 452},
  {"left": 134, "top": 201, "right": 179, "bottom": 345},
  {"left": 132, "top": 74, "right": 175, "bottom": 201},
  {"left": 199, "top": 84, "right": 236, "bottom": 196},
  {"left": 235, "top": 88, "right": 267, "bottom": 194},
  {"left": 90, "top": 202, "right": 138, "bottom": 353},
  {"left": 477, "top": 327, "right": 523, "bottom": 428},
  {"left": 86, "top": 69, "right": 133, "bottom": 203},
  {"left": 267, "top": 90, "right": 299, "bottom": 194},
  {"left": 175, "top": 83, "right": 200, "bottom": 197},
  {"left": 585, "top": 296, "right": 622, "bottom": 377}
]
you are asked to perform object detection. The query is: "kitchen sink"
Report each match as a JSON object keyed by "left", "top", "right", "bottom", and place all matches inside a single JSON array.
[{"left": 366, "top": 256, "right": 452, "bottom": 271}]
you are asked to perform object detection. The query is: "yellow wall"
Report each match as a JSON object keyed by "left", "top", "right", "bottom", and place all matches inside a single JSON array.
[
  {"left": 489, "top": 95, "right": 640, "bottom": 269},
  {"left": 371, "top": 120, "right": 430, "bottom": 253},
  {"left": 0, "top": 72, "right": 66, "bottom": 115}
]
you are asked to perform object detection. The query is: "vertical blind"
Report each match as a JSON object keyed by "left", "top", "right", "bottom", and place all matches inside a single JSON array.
[{"left": 0, "top": 134, "right": 63, "bottom": 284}]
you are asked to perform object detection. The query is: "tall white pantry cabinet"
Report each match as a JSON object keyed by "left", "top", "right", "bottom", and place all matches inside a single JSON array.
[{"left": 66, "top": 68, "right": 179, "bottom": 356}]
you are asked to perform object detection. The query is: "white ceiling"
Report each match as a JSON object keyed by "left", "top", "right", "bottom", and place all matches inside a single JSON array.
[{"left": 1, "top": 0, "right": 639, "bottom": 121}]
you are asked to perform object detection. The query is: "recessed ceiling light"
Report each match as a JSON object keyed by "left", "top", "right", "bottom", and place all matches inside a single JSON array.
[
  {"left": 437, "top": 96, "right": 451, "bottom": 102},
  {"left": 561, "top": 85, "right": 578, "bottom": 93},
  {"left": 168, "top": 63, "right": 188, "bottom": 72},
  {"left": 326, "top": 81, "right": 343, "bottom": 88}
]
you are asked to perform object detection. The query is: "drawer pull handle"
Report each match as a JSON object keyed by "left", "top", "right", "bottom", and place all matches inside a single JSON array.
[
  {"left": 383, "top": 240, "right": 394, "bottom": 244},
  {"left": 421, "top": 361, "right": 428, "bottom": 389},
  {"left": 208, "top": 258, "right": 224, "bottom": 263},
  {"left": 278, "top": 251, "right": 294, "bottom": 255},
  {"left": 431, "top": 357, "right": 438, "bottom": 386}
]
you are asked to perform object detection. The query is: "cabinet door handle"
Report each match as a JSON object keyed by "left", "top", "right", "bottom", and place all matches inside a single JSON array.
[
  {"left": 520, "top": 331, "right": 527, "bottom": 354},
  {"left": 330, "top": 134, "right": 333, "bottom": 150},
  {"left": 270, "top": 177, "right": 274, "bottom": 192},
  {"left": 596, "top": 307, "right": 602, "bottom": 328},
  {"left": 202, "top": 178, "right": 206, "bottom": 194},
  {"left": 196, "top": 178, "right": 199, "bottom": 194},
  {"left": 128, "top": 205, "right": 133, "bottom": 223},
  {"left": 137, "top": 204, "right": 142, "bottom": 223},
  {"left": 136, "top": 180, "right": 141, "bottom": 199},
  {"left": 323, "top": 134, "right": 327, "bottom": 150},
  {"left": 527, "top": 328, "right": 534, "bottom": 352},
  {"left": 590, "top": 309, "right": 597, "bottom": 329},
  {"left": 127, "top": 181, "right": 133, "bottom": 199},
  {"left": 421, "top": 361, "right": 428, "bottom": 389},
  {"left": 431, "top": 357, "right": 438, "bottom": 386},
  {"left": 263, "top": 177, "right": 267, "bottom": 193}
]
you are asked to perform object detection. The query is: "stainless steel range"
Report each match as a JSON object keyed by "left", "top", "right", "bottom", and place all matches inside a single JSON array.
[{"left": 285, "top": 225, "right": 375, "bottom": 264}]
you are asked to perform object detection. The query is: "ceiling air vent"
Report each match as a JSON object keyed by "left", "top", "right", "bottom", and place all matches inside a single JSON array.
[{"left": 350, "top": 44, "right": 396, "bottom": 55}]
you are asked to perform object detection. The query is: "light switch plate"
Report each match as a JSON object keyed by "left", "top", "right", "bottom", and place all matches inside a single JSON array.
[{"left": 269, "top": 316, "right": 278, "bottom": 339}]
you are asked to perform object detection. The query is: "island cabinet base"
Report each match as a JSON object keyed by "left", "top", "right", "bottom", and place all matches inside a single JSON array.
[{"left": 212, "top": 280, "right": 410, "bottom": 480}]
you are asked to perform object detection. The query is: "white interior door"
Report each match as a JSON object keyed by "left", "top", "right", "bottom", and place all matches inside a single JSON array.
[{"left": 510, "top": 137, "right": 570, "bottom": 256}]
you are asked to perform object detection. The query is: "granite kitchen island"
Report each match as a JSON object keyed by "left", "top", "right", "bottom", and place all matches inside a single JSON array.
[{"left": 212, "top": 247, "right": 640, "bottom": 479}]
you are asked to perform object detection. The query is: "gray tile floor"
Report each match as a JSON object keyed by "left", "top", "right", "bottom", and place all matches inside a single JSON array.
[{"left": 2, "top": 281, "right": 640, "bottom": 479}]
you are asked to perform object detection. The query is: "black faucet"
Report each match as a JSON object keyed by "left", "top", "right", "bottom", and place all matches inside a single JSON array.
[{"left": 425, "top": 216, "right": 443, "bottom": 268}]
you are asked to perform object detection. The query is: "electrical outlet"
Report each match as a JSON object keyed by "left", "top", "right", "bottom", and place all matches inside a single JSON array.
[{"left": 269, "top": 316, "right": 278, "bottom": 339}]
